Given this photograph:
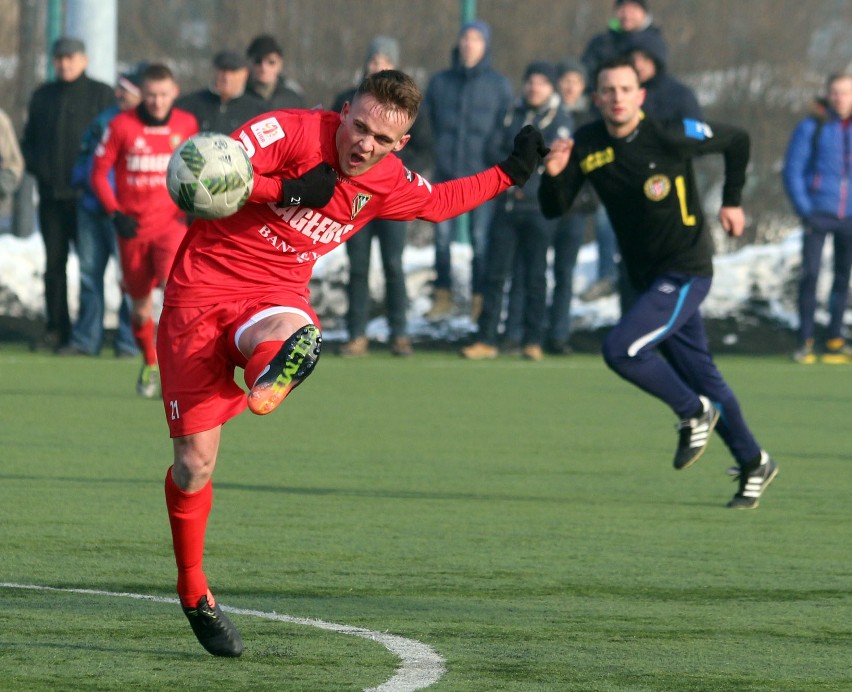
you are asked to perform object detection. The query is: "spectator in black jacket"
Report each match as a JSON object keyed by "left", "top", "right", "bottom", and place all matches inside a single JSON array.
[
  {"left": 177, "top": 50, "right": 266, "bottom": 134},
  {"left": 21, "top": 37, "right": 115, "bottom": 351},
  {"left": 581, "top": 0, "right": 664, "bottom": 93},
  {"left": 333, "top": 36, "right": 433, "bottom": 357},
  {"left": 245, "top": 34, "right": 306, "bottom": 110}
]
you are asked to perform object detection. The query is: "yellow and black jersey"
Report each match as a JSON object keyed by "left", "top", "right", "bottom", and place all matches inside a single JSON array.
[{"left": 539, "top": 114, "right": 750, "bottom": 290}]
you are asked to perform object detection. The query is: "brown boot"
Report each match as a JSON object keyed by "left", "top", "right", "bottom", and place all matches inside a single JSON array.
[
  {"left": 340, "top": 336, "right": 369, "bottom": 357},
  {"left": 522, "top": 344, "right": 543, "bottom": 362},
  {"left": 460, "top": 342, "right": 498, "bottom": 360},
  {"left": 425, "top": 288, "right": 453, "bottom": 320},
  {"left": 391, "top": 336, "right": 414, "bottom": 357}
]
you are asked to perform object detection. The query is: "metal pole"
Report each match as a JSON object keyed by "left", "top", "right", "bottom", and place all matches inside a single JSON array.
[
  {"left": 456, "top": 0, "right": 477, "bottom": 245},
  {"left": 65, "top": 0, "right": 117, "bottom": 85}
]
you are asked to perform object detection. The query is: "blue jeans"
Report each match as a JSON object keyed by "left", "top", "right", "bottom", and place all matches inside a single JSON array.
[
  {"left": 69, "top": 204, "right": 137, "bottom": 355},
  {"left": 797, "top": 215, "right": 852, "bottom": 343},
  {"left": 345, "top": 218, "right": 408, "bottom": 340},
  {"left": 433, "top": 199, "right": 495, "bottom": 295},
  {"left": 548, "top": 213, "right": 589, "bottom": 343},
  {"left": 594, "top": 205, "right": 618, "bottom": 282}
]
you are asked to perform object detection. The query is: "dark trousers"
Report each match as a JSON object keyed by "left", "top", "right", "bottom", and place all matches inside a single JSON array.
[
  {"left": 345, "top": 218, "right": 409, "bottom": 340},
  {"left": 602, "top": 273, "right": 761, "bottom": 465},
  {"left": 476, "top": 207, "right": 556, "bottom": 346},
  {"left": 797, "top": 215, "right": 852, "bottom": 343},
  {"left": 38, "top": 196, "right": 78, "bottom": 343}
]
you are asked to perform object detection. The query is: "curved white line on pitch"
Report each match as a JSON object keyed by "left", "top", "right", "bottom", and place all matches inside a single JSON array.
[{"left": 0, "top": 583, "right": 445, "bottom": 692}]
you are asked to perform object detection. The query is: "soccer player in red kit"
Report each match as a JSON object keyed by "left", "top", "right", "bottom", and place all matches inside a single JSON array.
[
  {"left": 159, "top": 70, "right": 547, "bottom": 656},
  {"left": 90, "top": 63, "right": 198, "bottom": 398}
]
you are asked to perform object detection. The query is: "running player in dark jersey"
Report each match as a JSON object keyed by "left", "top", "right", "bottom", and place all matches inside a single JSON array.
[{"left": 539, "top": 56, "right": 778, "bottom": 511}]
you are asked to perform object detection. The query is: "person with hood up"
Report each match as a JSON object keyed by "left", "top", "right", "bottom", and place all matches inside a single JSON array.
[
  {"left": 625, "top": 29, "right": 702, "bottom": 121},
  {"left": 423, "top": 19, "right": 513, "bottom": 321}
]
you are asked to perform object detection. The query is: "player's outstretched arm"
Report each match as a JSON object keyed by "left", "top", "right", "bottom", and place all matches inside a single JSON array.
[{"left": 719, "top": 206, "right": 745, "bottom": 237}]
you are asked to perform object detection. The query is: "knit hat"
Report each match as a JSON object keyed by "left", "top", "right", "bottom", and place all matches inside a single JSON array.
[
  {"left": 365, "top": 35, "right": 400, "bottom": 67},
  {"left": 52, "top": 36, "right": 85, "bottom": 57},
  {"left": 246, "top": 34, "right": 283, "bottom": 60},
  {"left": 556, "top": 57, "right": 588, "bottom": 84},
  {"left": 213, "top": 50, "right": 249, "bottom": 71},
  {"left": 523, "top": 61, "right": 557, "bottom": 88},
  {"left": 117, "top": 62, "right": 147, "bottom": 97},
  {"left": 615, "top": 0, "right": 648, "bottom": 9},
  {"left": 459, "top": 19, "right": 491, "bottom": 46}
]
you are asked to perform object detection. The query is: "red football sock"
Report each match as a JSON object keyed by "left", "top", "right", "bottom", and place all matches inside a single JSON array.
[
  {"left": 133, "top": 317, "right": 157, "bottom": 366},
  {"left": 164, "top": 467, "right": 212, "bottom": 608},
  {"left": 244, "top": 340, "right": 284, "bottom": 389}
]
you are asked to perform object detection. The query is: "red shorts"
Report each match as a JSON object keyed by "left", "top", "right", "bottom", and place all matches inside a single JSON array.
[
  {"left": 156, "top": 292, "right": 319, "bottom": 437},
  {"left": 118, "top": 231, "right": 185, "bottom": 299}
]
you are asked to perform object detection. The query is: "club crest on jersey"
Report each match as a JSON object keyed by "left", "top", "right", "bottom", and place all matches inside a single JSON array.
[
  {"left": 351, "top": 193, "right": 372, "bottom": 220},
  {"left": 644, "top": 174, "right": 671, "bottom": 201}
]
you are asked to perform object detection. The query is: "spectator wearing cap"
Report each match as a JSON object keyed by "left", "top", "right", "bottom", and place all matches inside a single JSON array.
[
  {"left": 461, "top": 61, "right": 572, "bottom": 362},
  {"left": 423, "top": 19, "right": 513, "bottom": 321},
  {"left": 177, "top": 50, "right": 266, "bottom": 134},
  {"left": 21, "top": 36, "right": 115, "bottom": 351},
  {"left": 625, "top": 30, "right": 702, "bottom": 121},
  {"left": 246, "top": 34, "right": 305, "bottom": 110},
  {"left": 331, "top": 36, "right": 433, "bottom": 358},
  {"left": 57, "top": 64, "right": 149, "bottom": 357}
]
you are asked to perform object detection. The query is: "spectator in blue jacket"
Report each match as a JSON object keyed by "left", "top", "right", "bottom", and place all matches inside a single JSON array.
[
  {"left": 56, "top": 66, "right": 145, "bottom": 357},
  {"left": 461, "top": 62, "right": 572, "bottom": 361},
  {"left": 783, "top": 73, "right": 852, "bottom": 364},
  {"left": 423, "top": 19, "right": 513, "bottom": 320}
]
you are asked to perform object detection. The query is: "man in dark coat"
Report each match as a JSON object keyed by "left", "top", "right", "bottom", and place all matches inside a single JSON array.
[
  {"left": 245, "top": 34, "right": 306, "bottom": 110},
  {"left": 177, "top": 50, "right": 266, "bottom": 134},
  {"left": 21, "top": 37, "right": 115, "bottom": 350},
  {"left": 422, "top": 20, "right": 513, "bottom": 320}
]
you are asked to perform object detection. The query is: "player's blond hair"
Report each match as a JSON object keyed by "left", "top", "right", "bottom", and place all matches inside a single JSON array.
[{"left": 354, "top": 69, "right": 421, "bottom": 122}]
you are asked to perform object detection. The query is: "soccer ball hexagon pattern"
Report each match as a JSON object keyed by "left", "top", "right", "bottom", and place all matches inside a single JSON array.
[{"left": 167, "top": 132, "right": 254, "bottom": 219}]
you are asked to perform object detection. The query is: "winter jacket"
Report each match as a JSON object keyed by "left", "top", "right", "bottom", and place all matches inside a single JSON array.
[
  {"left": 424, "top": 48, "right": 512, "bottom": 182},
  {"left": 176, "top": 88, "right": 267, "bottom": 136},
  {"left": 581, "top": 19, "right": 665, "bottom": 87},
  {"left": 493, "top": 92, "right": 573, "bottom": 214},
  {"left": 247, "top": 75, "right": 306, "bottom": 110},
  {"left": 21, "top": 73, "right": 115, "bottom": 199},
  {"left": 70, "top": 104, "right": 120, "bottom": 214},
  {"left": 782, "top": 101, "right": 852, "bottom": 220}
]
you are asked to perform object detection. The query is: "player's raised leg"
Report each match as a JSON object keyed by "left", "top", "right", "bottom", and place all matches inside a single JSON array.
[{"left": 236, "top": 309, "right": 322, "bottom": 416}]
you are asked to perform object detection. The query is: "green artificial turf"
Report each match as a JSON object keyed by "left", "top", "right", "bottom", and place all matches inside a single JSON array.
[{"left": 0, "top": 345, "right": 849, "bottom": 690}]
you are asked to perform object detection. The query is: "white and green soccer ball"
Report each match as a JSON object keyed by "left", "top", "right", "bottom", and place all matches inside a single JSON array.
[{"left": 167, "top": 132, "right": 254, "bottom": 219}]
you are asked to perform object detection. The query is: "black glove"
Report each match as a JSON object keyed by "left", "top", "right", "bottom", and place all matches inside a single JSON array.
[
  {"left": 279, "top": 162, "right": 338, "bottom": 208},
  {"left": 111, "top": 211, "right": 138, "bottom": 239},
  {"left": 498, "top": 125, "right": 550, "bottom": 187}
]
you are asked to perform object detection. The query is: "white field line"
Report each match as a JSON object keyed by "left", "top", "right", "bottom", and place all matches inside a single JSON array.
[{"left": 0, "top": 582, "right": 446, "bottom": 692}]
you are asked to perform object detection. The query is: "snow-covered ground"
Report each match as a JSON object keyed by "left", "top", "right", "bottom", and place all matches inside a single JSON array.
[{"left": 0, "top": 225, "right": 824, "bottom": 349}]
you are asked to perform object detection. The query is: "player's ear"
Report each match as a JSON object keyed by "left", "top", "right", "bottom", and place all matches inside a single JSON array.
[
  {"left": 638, "top": 87, "right": 646, "bottom": 105},
  {"left": 392, "top": 133, "right": 410, "bottom": 152},
  {"left": 340, "top": 101, "right": 350, "bottom": 122}
]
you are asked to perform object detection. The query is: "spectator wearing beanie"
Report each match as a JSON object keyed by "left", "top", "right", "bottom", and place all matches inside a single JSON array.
[
  {"left": 246, "top": 34, "right": 306, "bottom": 110},
  {"left": 331, "top": 36, "right": 433, "bottom": 357},
  {"left": 462, "top": 61, "right": 572, "bottom": 362}
]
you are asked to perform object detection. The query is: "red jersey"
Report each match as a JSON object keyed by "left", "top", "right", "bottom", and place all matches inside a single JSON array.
[
  {"left": 164, "top": 110, "right": 512, "bottom": 308},
  {"left": 91, "top": 106, "right": 199, "bottom": 238}
]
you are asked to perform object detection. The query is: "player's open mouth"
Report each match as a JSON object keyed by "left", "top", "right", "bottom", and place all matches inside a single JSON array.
[{"left": 349, "top": 153, "right": 365, "bottom": 166}]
